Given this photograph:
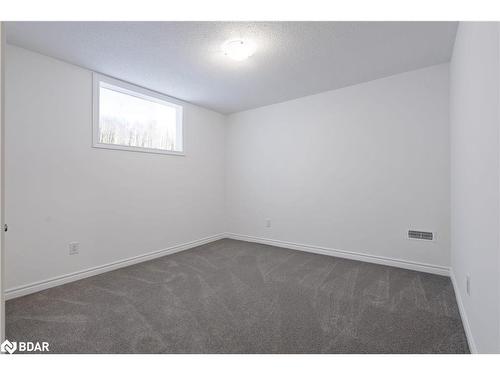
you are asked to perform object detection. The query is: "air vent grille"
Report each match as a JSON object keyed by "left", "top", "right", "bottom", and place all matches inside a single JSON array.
[{"left": 408, "top": 230, "right": 433, "bottom": 241}]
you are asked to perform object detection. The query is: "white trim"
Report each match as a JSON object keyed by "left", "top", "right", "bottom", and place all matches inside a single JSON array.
[
  {"left": 92, "top": 73, "right": 185, "bottom": 156},
  {"left": 225, "top": 233, "right": 450, "bottom": 276},
  {"left": 5, "top": 231, "right": 474, "bottom": 353},
  {"left": 450, "top": 268, "right": 478, "bottom": 353},
  {"left": 0, "top": 22, "right": 5, "bottom": 343},
  {"left": 4, "top": 233, "right": 224, "bottom": 300},
  {"left": 5, "top": 233, "right": 451, "bottom": 299}
]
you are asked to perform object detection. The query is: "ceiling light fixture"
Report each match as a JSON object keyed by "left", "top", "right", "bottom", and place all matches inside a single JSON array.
[{"left": 221, "top": 39, "right": 256, "bottom": 61}]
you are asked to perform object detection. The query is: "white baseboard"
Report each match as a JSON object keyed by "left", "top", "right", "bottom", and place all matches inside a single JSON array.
[
  {"left": 5, "top": 232, "right": 450, "bottom": 301},
  {"left": 450, "top": 269, "right": 477, "bottom": 353},
  {"left": 6, "top": 232, "right": 475, "bottom": 353},
  {"left": 225, "top": 233, "right": 450, "bottom": 276},
  {"left": 4, "top": 233, "right": 225, "bottom": 300}
]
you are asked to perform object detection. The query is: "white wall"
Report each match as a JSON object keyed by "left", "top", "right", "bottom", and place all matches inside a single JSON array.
[
  {"left": 5, "top": 45, "right": 226, "bottom": 291},
  {"left": 226, "top": 64, "right": 450, "bottom": 271},
  {"left": 449, "top": 22, "right": 500, "bottom": 354}
]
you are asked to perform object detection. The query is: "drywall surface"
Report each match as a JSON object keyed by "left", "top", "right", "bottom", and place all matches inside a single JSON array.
[
  {"left": 450, "top": 22, "right": 500, "bottom": 353},
  {"left": 226, "top": 64, "right": 450, "bottom": 269},
  {"left": 5, "top": 22, "right": 457, "bottom": 114},
  {"left": 5, "top": 45, "right": 226, "bottom": 290}
]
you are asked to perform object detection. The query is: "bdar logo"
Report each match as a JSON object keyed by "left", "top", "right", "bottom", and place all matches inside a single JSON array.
[
  {"left": 1, "top": 340, "right": 49, "bottom": 354},
  {"left": 1, "top": 340, "right": 17, "bottom": 354}
]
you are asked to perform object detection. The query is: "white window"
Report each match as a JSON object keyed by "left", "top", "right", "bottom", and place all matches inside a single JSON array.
[{"left": 93, "top": 74, "right": 184, "bottom": 155}]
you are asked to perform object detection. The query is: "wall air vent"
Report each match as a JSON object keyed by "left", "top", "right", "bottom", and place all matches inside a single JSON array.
[{"left": 408, "top": 230, "right": 433, "bottom": 241}]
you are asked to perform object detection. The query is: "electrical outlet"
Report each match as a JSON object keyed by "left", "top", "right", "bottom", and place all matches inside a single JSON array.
[
  {"left": 466, "top": 275, "right": 471, "bottom": 296},
  {"left": 265, "top": 218, "right": 271, "bottom": 228},
  {"left": 69, "top": 242, "right": 80, "bottom": 255}
]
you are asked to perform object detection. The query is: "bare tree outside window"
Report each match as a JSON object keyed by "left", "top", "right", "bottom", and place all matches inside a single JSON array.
[{"left": 95, "top": 82, "right": 183, "bottom": 154}]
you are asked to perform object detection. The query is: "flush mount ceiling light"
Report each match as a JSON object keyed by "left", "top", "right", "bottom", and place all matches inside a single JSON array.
[{"left": 221, "top": 39, "right": 257, "bottom": 61}]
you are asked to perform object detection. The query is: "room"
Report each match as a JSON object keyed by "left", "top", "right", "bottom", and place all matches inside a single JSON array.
[{"left": 0, "top": 13, "right": 499, "bottom": 362}]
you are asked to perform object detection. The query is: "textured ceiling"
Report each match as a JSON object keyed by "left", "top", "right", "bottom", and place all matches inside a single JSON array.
[{"left": 6, "top": 22, "right": 457, "bottom": 114}]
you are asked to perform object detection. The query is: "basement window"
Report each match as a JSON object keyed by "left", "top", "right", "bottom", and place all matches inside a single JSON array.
[{"left": 92, "top": 74, "right": 184, "bottom": 155}]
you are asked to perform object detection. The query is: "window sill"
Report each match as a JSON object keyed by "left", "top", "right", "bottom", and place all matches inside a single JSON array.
[{"left": 92, "top": 143, "right": 186, "bottom": 156}]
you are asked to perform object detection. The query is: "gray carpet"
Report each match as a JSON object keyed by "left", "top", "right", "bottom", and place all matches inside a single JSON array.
[{"left": 6, "top": 239, "right": 469, "bottom": 353}]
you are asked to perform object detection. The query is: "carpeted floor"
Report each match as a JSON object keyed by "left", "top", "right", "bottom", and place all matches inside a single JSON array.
[{"left": 6, "top": 239, "right": 469, "bottom": 353}]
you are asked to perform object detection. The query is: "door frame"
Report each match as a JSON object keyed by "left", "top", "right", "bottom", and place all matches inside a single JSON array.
[{"left": 1, "top": 21, "right": 6, "bottom": 342}]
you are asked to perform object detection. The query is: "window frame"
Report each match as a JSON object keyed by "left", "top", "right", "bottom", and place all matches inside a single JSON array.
[{"left": 92, "top": 73, "right": 185, "bottom": 156}]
